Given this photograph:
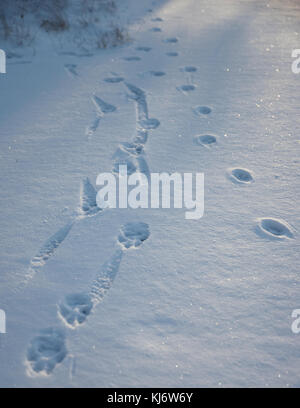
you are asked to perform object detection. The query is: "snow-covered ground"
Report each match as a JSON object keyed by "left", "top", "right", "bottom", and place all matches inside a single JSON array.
[{"left": 0, "top": 0, "right": 300, "bottom": 387}]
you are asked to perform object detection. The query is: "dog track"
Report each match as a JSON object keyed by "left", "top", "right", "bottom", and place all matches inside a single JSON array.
[
  {"left": 58, "top": 222, "right": 150, "bottom": 328},
  {"left": 58, "top": 293, "right": 94, "bottom": 329},
  {"left": 118, "top": 222, "right": 150, "bottom": 249},
  {"left": 26, "top": 328, "right": 67, "bottom": 376}
]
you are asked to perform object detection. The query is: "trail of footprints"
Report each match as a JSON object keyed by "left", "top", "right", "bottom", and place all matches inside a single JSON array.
[
  {"left": 28, "top": 178, "right": 101, "bottom": 280},
  {"left": 27, "top": 23, "right": 161, "bottom": 372},
  {"left": 59, "top": 222, "right": 150, "bottom": 328},
  {"left": 26, "top": 223, "right": 150, "bottom": 375},
  {"left": 172, "top": 36, "right": 294, "bottom": 238},
  {"left": 189, "top": 91, "right": 293, "bottom": 240},
  {"left": 112, "top": 82, "right": 160, "bottom": 178},
  {"left": 31, "top": 17, "right": 164, "bottom": 279},
  {"left": 28, "top": 79, "right": 159, "bottom": 277},
  {"left": 27, "top": 11, "right": 294, "bottom": 377},
  {"left": 26, "top": 222, "right": 150, "bottom": 375}
]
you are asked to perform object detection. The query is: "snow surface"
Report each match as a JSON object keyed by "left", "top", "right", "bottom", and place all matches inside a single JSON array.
[{"left": 0, "top": 0, "right": 300, "bottom": 387}]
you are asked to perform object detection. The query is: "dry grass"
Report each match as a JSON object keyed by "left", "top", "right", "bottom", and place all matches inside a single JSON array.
[{"left": 0, "top": 0, "right": 129, "bottom": 50}]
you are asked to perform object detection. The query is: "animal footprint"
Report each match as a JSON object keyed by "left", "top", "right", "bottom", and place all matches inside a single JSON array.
[
  {"left": 152, "top": 17, "right": 163, "bottom": 22},
  {"left": 123, "top": 56, "right": 141, "bottom": 61},
  {"left": 26, "top": 328, "right": 67, "bottom": 376},
  {"left": 86, "top": 96, "right": 116, "bottom": 137},
  {"left": 28, "top": 178, "right": 100, "bottom": 279},
  {"left": 58, "top": 250, "right": 123, "bottom": 328},
  {"left": 194, "top": 134, "right": 217, "bottom": 147},
  {"left": 228, "top": 168, "right": 253, "bottom": 184},
  {"left": 150, "top": 27, "right": 162, "bottom": 32},
  {"left": 140, "top": 118, "right": 160, "bottom": 129},
  {"left": 193, "top": 106, "right": 212, "bottom": 115},
  {"left": 256, "top": 218, "right": 294, "bottom": 240},
  {"left": 64, "top": 64, "right": 78, "bottom": 77},
  {"left": 59, "top": 223, "right": 150, "bottom": 329},
  {"left": 79, "top": 177, "right": 101, "bottom": 217},
  {"left": 164, "top": 37, "right": 178, "bottom": 43},
  {"left": 103, "top": 76, "right": 124, "bottom": 83},
  {"left": 136, "top": 46, "right": 152, "bottom": 52},
  {"left": 113, "top": 83, "right": 158, "bottom": 178},
  {"left": 29, "top": 221, "right": 74, "bottom": 271},
  {"left": 115, "top": 141, "right": 144, "bottom": 157},
  {"left": 89, "top": 249, "right": 124, "bottom": 305},
  {"left": 125, "top": 82, "right": 160, "bottom": 130},
  {"left": 92, "top": 95, "right": 116, "bottom": 114},
  {"left": 58, "top": 294, "right": 93, "bottom": 329},
  {"left": 182, "top": 66, "right": 197, "bottom": 73},
  {"left": 85, "top": 116, "right": 101, "bottom": 137},
  {"left": 179, "top": 85, "right": 196, "bottom": 92},
  {"left": 166, "top": 52, "right": 178, "bottom": 57},
  {"left": 150, "top": 71, "right": 166, "bottom": 77},
  {"left": 118, "top": 222, "right": 150, "bottom": 249}
]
